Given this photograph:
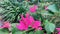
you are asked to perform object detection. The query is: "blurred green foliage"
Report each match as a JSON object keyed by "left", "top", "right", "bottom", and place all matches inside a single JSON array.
[
  {"left": 0, "top": 0, "right": 29, "bottom": 23},
  {"left": 0, "top": 0, "right": 60, "bottom": 34}
]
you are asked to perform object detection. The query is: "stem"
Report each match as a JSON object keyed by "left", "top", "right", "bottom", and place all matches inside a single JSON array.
[
  {"left": 8, "top": 26, "right": 12, "bottom": 34},
  {"left": 26, "top": 29, "right": 35, "bottom": 32}
]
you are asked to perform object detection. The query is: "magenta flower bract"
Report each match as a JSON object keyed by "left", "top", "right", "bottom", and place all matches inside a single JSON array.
[
  {"left": 31, "top": 21, "right": 41, "bottom": 29},
  {"left": 45, "top": 6, "right": 48, "bottom": 10},
  {"left": 16, "top": 20, "right": 28, "bottom": 30},
  {"left": 16, "top": 12, "right": 42, "bottom": 31},
  {"left": 58, "top": 32, "right": 60, "bottom": 34},
  {"left": 56, "top": 28, "right": 60, "bottom": 34},
  {"left": 30, "top": 5, "right": 38, "bottom": 13},
  {"left": 38, "top": 27, "right": 42, "bottom": 30},
  {"left": 25, "top": 12, "right": 30, "bottom": 18},
  {"left": 56, "top": 28, "right": 60, "bottom": 31},
  {"left": 0, "top": 21, "right": 11, "bottom": 28}
]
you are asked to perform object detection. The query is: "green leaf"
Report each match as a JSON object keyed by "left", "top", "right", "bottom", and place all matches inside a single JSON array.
[
  {"left": 41, "top": 10, "right": 53, "bottom": 16},
  {"left": 0, "top": 31, "right": 9, "bottom": 34},
  {"left": 45, "top": 20, "right": 56, "bottom": 32},
  {"left": 35, "top": 30, "right": 44, "bottom": 34},
  {"left": 0, "top": 29, "right": 9, "bottom": 34},
  {"left": 48, "top": 4, "right": 58, "bottom": 12}
]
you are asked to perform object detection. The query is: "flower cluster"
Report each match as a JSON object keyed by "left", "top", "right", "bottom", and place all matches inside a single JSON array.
[
  {"left": 16, "top": 12, "right": 42, "bottom": 30},
  {"left": 0, "top": 21, "right": 11, "bottom": 29},
  {"left": 56, "top": 28, "right": 60, "bottom": 34},
  {"left": 29, "top": 5, "right": 38, "bottom": 13}
]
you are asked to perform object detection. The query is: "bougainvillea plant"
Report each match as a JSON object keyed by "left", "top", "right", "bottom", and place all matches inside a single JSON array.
[
  {"left": 16, "top": 12, "right": 42, "bottom": 31},
  {"left": 0, "top": 0, "right": 60, "bottom": 34}
]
